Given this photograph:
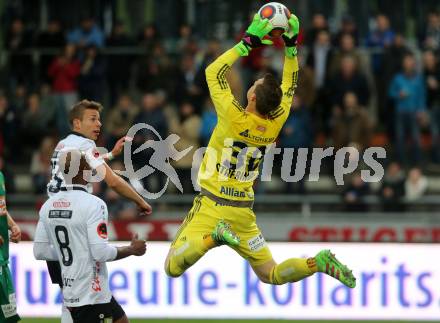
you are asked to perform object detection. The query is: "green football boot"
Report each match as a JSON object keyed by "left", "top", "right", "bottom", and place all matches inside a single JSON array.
[
  {"left": 211, "top": 220, "right": 240, "bottom": 247},
  {"left": 315, "top": 249, "right": 356, "bottom": 288}
]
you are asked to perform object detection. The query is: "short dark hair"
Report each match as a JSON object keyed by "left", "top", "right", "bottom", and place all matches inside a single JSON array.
[
  {"left": 255, "top": 74, "right": 282, "bottom": 116},
  {"left": 69, "top": 99, "right": 103, "bottom": 127}
]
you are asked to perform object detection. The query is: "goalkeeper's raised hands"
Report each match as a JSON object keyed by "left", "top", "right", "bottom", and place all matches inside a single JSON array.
[
  {"left": 282, "top": 14, "right": 300, "bottom": 58},
  {"left": 234, "top": 14, "right": 273, "bottom": 56}
]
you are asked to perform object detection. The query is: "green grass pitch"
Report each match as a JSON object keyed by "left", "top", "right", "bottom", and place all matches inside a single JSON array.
[{"left": 20, "top": 319, "right": 440, "bottom": 323}]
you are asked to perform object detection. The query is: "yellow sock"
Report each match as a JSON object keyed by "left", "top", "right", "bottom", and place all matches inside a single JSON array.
[
  {"left": 166, "top": 235, "right": 215, "bottom": 277},
  {"left": 269, "top": 257, "right": 318, "bottom": 285}
]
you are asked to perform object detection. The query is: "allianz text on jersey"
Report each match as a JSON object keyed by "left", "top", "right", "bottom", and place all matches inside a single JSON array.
[{"left": 13, "top": 243, "right": 440, "bottom": 320}]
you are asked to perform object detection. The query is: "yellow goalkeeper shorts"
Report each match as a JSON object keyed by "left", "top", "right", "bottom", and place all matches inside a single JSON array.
[{"left": 171, "top": 195, "right": 273, "bottom": 267}]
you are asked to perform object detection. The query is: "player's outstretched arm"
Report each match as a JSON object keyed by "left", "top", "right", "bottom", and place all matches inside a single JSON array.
[
  {"left": 98, "top": 163, "right": 152, "bottom": 216},
  {"left": 279, "top": 14, "right": 300, "bottom": 115},
  {"left": 282, "top": 14, "right": 300, "bottom": 58},
  {"left": 90, "top": 234, "right": 146, "bottom": 262},
  {"left": 234, "top": 13, "right": 273, "bottom": 56},
  {"left": 206, "top": 14, "right": 273, "bottom": 118},
  {"left": 81, "top": 138, "right": 151, "bottom": 214}
]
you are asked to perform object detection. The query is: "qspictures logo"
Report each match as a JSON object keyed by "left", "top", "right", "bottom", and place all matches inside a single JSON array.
[{"left": 60, "top": 123, "right": 386, "bottom": 199}]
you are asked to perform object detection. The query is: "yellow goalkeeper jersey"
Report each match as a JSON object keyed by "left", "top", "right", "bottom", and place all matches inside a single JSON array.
[{"left": 198, "top": 48, "right": 299, "bottom": 202}]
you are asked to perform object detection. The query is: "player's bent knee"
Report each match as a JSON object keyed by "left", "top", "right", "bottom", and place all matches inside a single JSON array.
[
  {"left": 252, "top": 260, "right": 277, "bottom": 284},
  {"left": 164, "top": 257, "right": 184, "bottom": 278},
  {"left": 165, "top": 266, "right": 183, "bottom": 278},
  {"left": 256, "top": 271, "right": 272, "bottom": 284},
  {"left": 252, "top": 266, "right": 273, "bottom": 284}
]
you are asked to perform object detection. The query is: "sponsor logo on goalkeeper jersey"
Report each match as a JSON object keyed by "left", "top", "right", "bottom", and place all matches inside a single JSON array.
[
  {"left": 247, "top": 234, "right": 266, "bottom": 251},
  {"left": 220, "top": 186, "right": 245, "bottom": 198},
  {"left": 256, "top": 125, "right": 266, "bottom": 132},
  {"left": 239, "top": 129, "right": 274, "bottom": 143},
  {"left": 216, "top": 163, "right": 257, "bottom": 181}
]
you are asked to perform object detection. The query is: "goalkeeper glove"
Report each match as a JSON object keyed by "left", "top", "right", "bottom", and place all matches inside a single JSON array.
[
  {"left": 282, "top": 14, "right": 300, "bottom": 57},
  {"left": 234, "top": 14, "right": 273, "bottom": 56}
]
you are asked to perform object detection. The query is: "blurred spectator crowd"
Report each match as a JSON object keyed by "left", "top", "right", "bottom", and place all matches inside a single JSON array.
[{"left": 1, "top": 11, "right": 440, "bottom": 217}]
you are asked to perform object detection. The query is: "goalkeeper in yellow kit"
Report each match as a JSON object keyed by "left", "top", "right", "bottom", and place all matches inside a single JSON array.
[{"left": 165, "top": 13, "right": 356, "bottom": 288}]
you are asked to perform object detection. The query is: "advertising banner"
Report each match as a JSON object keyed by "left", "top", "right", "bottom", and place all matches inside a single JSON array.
[
  {"left": 11, "top": 242, "right": 440, "bottom": 320},
  {"left": 15, "top": 219, "right": 440, "bottom": 242}
]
